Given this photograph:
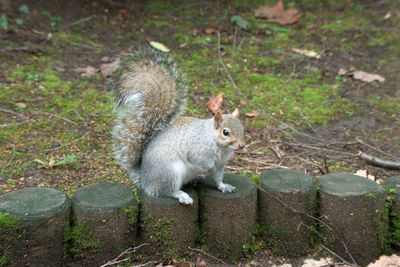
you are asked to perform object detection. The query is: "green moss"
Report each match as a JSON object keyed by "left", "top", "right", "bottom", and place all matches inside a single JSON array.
[
  {"left": 63, "top": 220, "right": 101, "bottom": 258},
  {"left": 140, "top": 216, "right": 180, "bottom": 262},
  {"left": 122, "top": 205, "right": 139, "bottom": 228},
  {"left": 382, "top": 187, "right": 400, "bottom": 252},
  {"left": 0, "top": 213, "right": 21, "bottom": 265},
  {"left": 0, "top": 213, "right": 21, "bottom": 240},
  {"left": 0, "top": 255, "right": 7, "bottom": 266}
]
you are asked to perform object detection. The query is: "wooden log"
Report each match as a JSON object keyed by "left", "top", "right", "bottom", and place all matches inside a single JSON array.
[
  {"left": 198, "top": 174, "right": 257, "bottom": 259},
  {"left": 319, "top": 173, "right": 386, "bottom": 266},
  {"left": 70, "top": 182, "right": 138, "bottom": 266},
  {"left": 0, "top": 187, "right": 70, "bottom": 266},
  {"left": 137, "top": 186, "right": 198, "bottom": 262},
  {"left": 258, "top": 169, "right": 316, "bottom": 256}
]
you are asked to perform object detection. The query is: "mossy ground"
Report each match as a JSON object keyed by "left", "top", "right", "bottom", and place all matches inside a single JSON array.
[{"left": 0, "top": 0, "right": 400, "bottom": 264}]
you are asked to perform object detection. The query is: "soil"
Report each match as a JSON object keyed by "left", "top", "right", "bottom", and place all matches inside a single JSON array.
[{"left": 1, "top": 0, "right": 400, "bottom": 266}]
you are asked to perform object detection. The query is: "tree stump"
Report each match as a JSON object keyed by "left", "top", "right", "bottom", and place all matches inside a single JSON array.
[
  {"left": 0, "top": 187, "right": 70, "bottom": 266},
  {"left": 137, "top": 186, "right": 198, "bottom": 262},
  {"left": 319, "top": 173, "right": 386, "bottom": 266},
  {"left": 198, "top": 174, "right": 257, "bottom": 259},
  {"left": 70, "top": 182, "right": 138, "bottom": 266},
  {"left": 258, "top": 169, "right": 316, "bottom": 256},
  {"left": 384, "top": 176, "right": 400, "bottom": 248}
]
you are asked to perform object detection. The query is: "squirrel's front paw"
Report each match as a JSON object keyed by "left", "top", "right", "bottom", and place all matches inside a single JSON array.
[
  {"left": 172, "top": 190, "right": 194, "bottom": 205},
  {"left": 217, "top": 183, "right": 237, "bottom": 193}
]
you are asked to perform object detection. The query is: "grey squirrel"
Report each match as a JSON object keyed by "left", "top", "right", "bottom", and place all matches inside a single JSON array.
[{"left": 112, "top": 49, "right": 245, "bottom": 204}]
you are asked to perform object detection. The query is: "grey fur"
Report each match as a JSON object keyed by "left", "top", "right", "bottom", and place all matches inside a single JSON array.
[{"left": 111, "top": 48, "right": 245, "bottom": 204}]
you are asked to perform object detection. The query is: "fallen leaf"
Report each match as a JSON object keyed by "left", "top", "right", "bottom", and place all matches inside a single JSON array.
[
  {"left": 383, "top": 12, "right": 391, "bottom": 20},
  {"left": 338, "top": 68, "right": 348, "bottom": 76},
  {"left": 100, "top": 57, "right": 121, "bottom": 77},
  {"left": 15, "top": 102, "right": 27, "bottom": 109},
  {"left": 292, "top": 48, "right": 321, "bottom": 59},
  {"left": 254, "top": 0, "right": 300, "bottom": 25},
  {"left": 204, "top": 28, "right": 216, "bottom": 35},
  {"left": 196, "top": 257, "right": 208, "bottom": 267},
  {"left": 301, "top": 257, "right": 333, "bottom": 267},
  {"left": 207, "top": 93, "right": 224, "bottom": 114},
  {"left": 351, "top": 70, "right": 385, "bottom": 83},
  {"left": 148, "top": 40, "right": 170, "bottom": 52},
  {"left": 354, "top": 169, "right": 376, "bottom": 183},
  {"left": 367, "top": 254, "right": 400, "bottom": 267},
  {"left": 245, "top": 111, "right": 260, "bottom": 117},
  {"left": 73, "top": 66, "right": 99, "bottom": 77}
]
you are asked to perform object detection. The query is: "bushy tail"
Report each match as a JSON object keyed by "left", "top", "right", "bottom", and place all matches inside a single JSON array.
[{"left": 111, "top": 48, "right": 186, "bottom": 182}]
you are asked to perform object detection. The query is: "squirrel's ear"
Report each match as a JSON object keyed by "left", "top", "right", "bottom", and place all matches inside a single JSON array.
[
  {"left": 232, "top": 108, "right": 240, "bottom": 118},
  {"left": 214, "top": 111, "right": 222, "bottom": 129}
]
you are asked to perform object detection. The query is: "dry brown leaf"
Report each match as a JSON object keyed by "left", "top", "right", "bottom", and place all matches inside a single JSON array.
[
  {"left": 15, "top": 102, "right": 27, "bottom": 109},
  {"left": 367, "top": 254, "right": 400, "bottom": 267},
  {"left": 354, "top": 169, "right": 376, "bottom": 183},
  {"left": 245, "top": 111, "right": 260, "bottom": 117},
  {"left": 351, "top": 70, "right": 385, "bottom": 83},
  {"left": 292, "top": 48, "right": 321, "bottom": 59},
  {"left": 207, "top": 93, "right": 224, "bottom": 114},
  {"left": 100, "top": 57, "right": 121, "bottom": 78},
  {"left": 204, "top": 28, "right": 216, "bottom": 35},
  {"left": 338, "top": 68, "right": 348, "bottom": 76},
  {"left": 254, "top": 0, "right": 300, "bottom": 25},
  {"left": 196, "top": 257, "right": 208, "bottom": 267},
  {"left": 73, "top": 66, "right": 99, "bottom": 77}
]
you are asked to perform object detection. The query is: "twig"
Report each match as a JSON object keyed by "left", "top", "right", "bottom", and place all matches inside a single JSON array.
[
  {"left": 259, "top": 187, "right": 358, "bottom": 266},
  {"left": 216, "top": 31, "right": 241, "bottom": 95},
  {"left": 189, "top": 247, "right": 233, "bottom": 266},
  {"left": 358, "top": 152, "right": 400, "bottom": 170},
  {"left": 0, "top": 121, "right": 28, "bottom": 127},
  {"left": 288, "top": 142, "right": 356, "bottom": 157},
  {"left": 69, "top": 41, "right": 105, "bottom": 50},
  {"left": 73, "top": 109, "right": 88, "bottom": 126},
  {"left": 298, "top": 109, "right": 323, "bottom": 139},
  {"left": 61, "top": 15, "right": 95, "bottom": 31},
  {"left": 0, "top": 108, "right": 25, "bottom": 117},
  {"left": 44, "top": 132, "right": 89, "bottom": 152},
  {"left": 32, "top": 110, "right": 77, "bottom": 125},
  {"left": 0, "top": 108, "right": 29, "bottom": 127},
  {"left": 99, "top": 244, "right": 151, "bottom": 267},
  {"left": 2, "top": 145, "right": 16, "bottom": 169},
  {"left": 258, "top": 187, "right": 332, "bottom": 231},
  {"left": 259, "top": 109, "right": 325, "bottom": 143},
  {"left": 356, "top": 138, "right": 400, "bottom": 161},
  {"left": 285, "top": 62, "right": 297, "bottom": 82},
  {"left": 320, "top": 244, "right": 357, "bottom": 267},
  {"left": 230, "top": 27, "right": 238, "bottom": 65}
]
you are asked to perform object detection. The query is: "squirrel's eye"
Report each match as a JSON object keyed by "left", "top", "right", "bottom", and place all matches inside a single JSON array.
[{"left": 222, "top": 129, "right": 230, "bottom": 136}]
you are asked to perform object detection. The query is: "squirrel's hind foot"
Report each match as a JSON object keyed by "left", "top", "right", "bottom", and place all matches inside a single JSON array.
[{"left": 171, "top": 190, "right": 193, "bottom": 205}]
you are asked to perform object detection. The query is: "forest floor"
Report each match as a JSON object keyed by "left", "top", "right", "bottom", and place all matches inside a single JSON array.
[{"left": 0, "top": 0, "right": 400, "bottom": 266}]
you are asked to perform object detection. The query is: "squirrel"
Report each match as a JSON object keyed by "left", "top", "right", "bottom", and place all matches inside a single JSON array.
[{"left": 112, "top": 48, "right": 245, "bottom": 204}]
